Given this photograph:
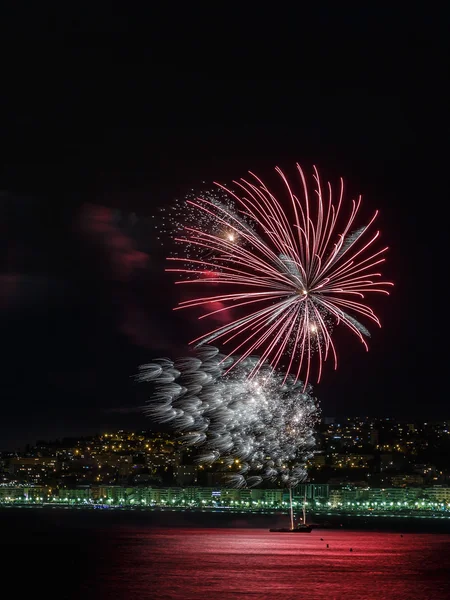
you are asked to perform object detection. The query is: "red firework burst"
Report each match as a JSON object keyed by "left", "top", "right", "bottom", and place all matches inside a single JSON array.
[{"left": 167, "top": 164, "right": 393, "bottom": 386}]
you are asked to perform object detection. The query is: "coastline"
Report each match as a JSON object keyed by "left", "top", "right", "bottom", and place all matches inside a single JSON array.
[{"left": 2, "top": 505, "right": 450, "bottom": 532}]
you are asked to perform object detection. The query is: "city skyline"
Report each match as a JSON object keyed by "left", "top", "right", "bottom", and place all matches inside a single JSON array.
[
  {"left": 3, "top": 418, "right": 450, "bottom": 525},
  {"left": 3, "top": 418, "right": 449, "bottom": 488}
]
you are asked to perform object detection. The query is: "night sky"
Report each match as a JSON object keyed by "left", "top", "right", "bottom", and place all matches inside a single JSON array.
[{"left": 0, "top": 11, "right": 446, "bottom": 449}]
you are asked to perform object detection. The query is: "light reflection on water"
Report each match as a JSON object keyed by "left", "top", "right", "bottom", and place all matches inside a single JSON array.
[
  {"left": 89, "top": 528, "right": 450, "bottom": 599},
  {"left": 2, "top": 510, "right": 449, "bottom": 599}
]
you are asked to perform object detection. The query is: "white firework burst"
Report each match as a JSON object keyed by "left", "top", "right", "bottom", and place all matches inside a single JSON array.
[{"left": 137, "top": 346, "right": 320, "bottom": 488}]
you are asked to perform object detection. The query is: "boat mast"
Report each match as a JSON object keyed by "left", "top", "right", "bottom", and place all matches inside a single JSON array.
[
  {"left": 289, "top": 486, "right": 294, "bottom": 530},
  {"left": 302, "top": 489, "right": 307, "bottom": 525}
]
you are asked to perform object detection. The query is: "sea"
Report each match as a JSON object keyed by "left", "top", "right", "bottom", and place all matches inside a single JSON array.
[{"left": 3, "top": 508, "right": 450, "bottom": 599}]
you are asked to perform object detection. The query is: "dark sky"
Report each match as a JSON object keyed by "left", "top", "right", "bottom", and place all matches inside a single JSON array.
[{"left": 0, "top": 10, "right": 446, "bottom": 449}]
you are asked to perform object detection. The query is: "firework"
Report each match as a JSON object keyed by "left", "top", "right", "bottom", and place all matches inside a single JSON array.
[
  {"left": 153, "top": 186, "right": 255, "bottom": 255},
  {"left": 165, "top": 165, "right": 392, "bottom": 386},
  {"left": 137, "top": 346, "right": 319, "bottom": 488}
]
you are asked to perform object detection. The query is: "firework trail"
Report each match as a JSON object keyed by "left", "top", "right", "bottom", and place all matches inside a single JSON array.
[
  {"left": 161, "top": 165, "right": 392, "bottom": 387},
  {"left": 137, "top": 346, "right": 319, "bottom": 488}
]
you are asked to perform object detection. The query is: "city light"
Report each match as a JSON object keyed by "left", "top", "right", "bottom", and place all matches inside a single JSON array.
[{"left": 0, "top": 421, "right": 449, "bottom": 521}]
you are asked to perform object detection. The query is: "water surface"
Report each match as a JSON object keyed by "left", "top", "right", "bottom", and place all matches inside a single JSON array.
[{"left": 3, "top": 509, "right": 449, "bottom": 599}]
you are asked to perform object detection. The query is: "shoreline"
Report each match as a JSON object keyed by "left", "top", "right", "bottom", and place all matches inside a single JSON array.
[{"left": 2, "top": 505, "right": 450, "bottom": 532}]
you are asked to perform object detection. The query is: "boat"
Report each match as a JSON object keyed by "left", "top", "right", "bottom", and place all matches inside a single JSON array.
[
  {"left": 269, "top": 487, "right": 312, "bottom": 533},
  {"left": 269, "top": 524, "right": 312, "bottom": 533}
]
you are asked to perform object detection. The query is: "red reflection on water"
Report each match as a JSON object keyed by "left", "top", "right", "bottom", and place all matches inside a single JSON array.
[{"left": 92, "top": 528, "right": 450, "bottom": 600}]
